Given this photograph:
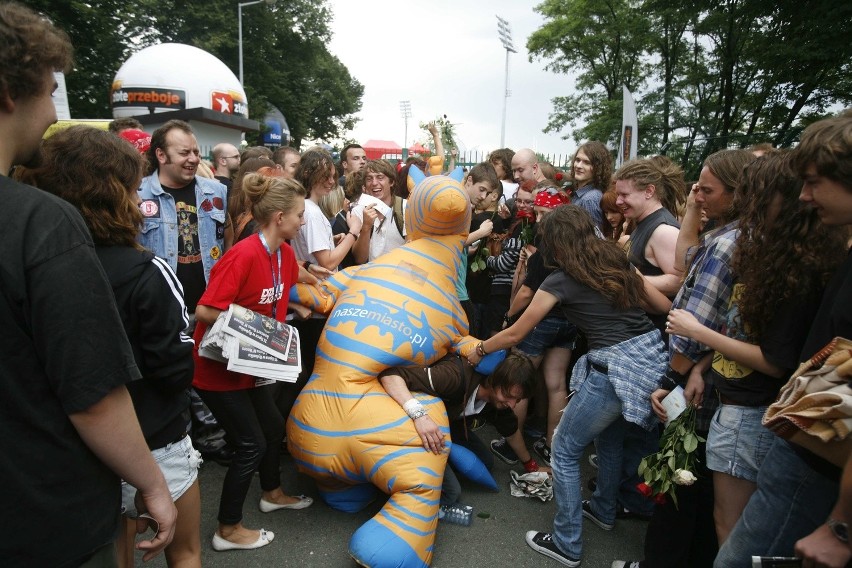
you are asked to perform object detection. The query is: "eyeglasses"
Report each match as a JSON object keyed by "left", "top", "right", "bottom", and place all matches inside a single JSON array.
[{"left": 516, "top": 199, "right": 534, "bottom": 206}]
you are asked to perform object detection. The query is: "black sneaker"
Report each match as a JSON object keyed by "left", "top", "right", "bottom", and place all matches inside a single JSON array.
[
  {"left": 533, "top": 436, "right": 552, "bottom": 467},
  {"left": 582, "top": 500, "right": 614, "bottom": 530},
  {"left": 611, "top": 562, "right": 643, "bottom": 568},
  {"left": 490, "top": 437, "right": 519, "bottom": 465},
  {"left": 525, "top": 531, "right": 580, "bottom": 567},
  {"left": 588, "top": 453, "right": 598, "bottom": 469}
]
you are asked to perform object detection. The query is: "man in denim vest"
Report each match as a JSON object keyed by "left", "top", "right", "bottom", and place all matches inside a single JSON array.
[
  {"left": 138, "top": 119, "right": 231, "bottom": 463},
  {"left": 139, "top": 119, "right": 228, "bottom": 322}
]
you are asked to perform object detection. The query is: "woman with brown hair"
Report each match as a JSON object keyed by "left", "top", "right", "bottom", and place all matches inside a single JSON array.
[
  {"left": 291, "top": 149, "right": 362, "bottom": 271},
  {"left": 30, "top": 125, "right": 201, "bottom": 567},
  {"left": 570, "top": 141, "right": 613, "bottom": 228},
  {"left": 599, "top": 190, "right": 626, "bottom": 241},
  {"left": 665, "top": 151, "right": 847, "bottom": 544},
  {"left": 192, "top": 173, "right": 318, "bottom": 552},
  {"left": 228, "top": 157, "right": 278, "bottom": 242},
  {"left": 466, "top": 205, "right": 670, "bottom": 567}
]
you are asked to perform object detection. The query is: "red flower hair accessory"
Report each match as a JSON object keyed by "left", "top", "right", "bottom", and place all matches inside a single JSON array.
[{"left": 533, "top": 189, "right": 570, "bottom": 209}]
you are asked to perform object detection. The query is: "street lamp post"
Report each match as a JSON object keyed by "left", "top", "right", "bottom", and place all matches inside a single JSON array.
[
  {"left": 238, "top": 0, "right": 277, "bottom": 86},
  {"left": 400, "top": 100, "right": 412, "bottom": 160},
  {"left": 496, "top": 15, "right": 517, "bottom": 148}
]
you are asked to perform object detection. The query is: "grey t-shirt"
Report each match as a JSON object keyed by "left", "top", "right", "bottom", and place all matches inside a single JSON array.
[{"left": 539, "top": 270, "right": 654, "bottom": 350}]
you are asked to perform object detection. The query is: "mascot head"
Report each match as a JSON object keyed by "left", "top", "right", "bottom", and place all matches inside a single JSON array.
[{"left": 405, "top": 167, "right": 470, "bottom": 241}]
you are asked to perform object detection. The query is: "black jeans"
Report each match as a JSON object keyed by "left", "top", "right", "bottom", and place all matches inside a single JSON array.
[
  {"left": 276, "top": 317, "right": 325, "bottom": 421},
  {"left": 642, "top": 438, "right": 717, "bottom": 568},
  {"left": 197, "top": 385, "right": 284, "bottom": 525}
]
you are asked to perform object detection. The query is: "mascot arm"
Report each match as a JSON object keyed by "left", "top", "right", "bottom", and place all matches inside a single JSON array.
[
  {"left": 287, "top": 266, "right": 359, "bottom": 314},
  {"left": 451, "top": 335, "right": 479, "bottom": 359},
  {"left": 288, "top": 282, "right": 335, "bottom": 314}
]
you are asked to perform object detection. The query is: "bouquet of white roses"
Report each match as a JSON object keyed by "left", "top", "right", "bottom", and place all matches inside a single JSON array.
[{"left": 637, "top": 404, "right": 704, "bottom": 508}]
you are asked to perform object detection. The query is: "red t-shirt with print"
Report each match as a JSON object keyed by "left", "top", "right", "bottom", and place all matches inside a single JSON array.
[{"left": 192, "top": 234, "right": 299, "bottom": 391}]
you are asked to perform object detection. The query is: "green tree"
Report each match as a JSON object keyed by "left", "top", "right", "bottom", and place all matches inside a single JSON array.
[
  {"left": 530, "top": 0, "right": 852, "bottom": 177},
  {"left": 29, "top": 0, "right": 146, "bottom": 118},
  {"left": 136, "top": 0, "right": 363, "bottom": 147},
  {"left": 31, "top": 0, "right": 363, "bottom": 148},
  {"left": 528, "top": 0, "right": 650, "bottom": 149}
]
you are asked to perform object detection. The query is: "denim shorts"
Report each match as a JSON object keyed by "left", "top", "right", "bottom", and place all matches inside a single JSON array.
[
  {"left": 516, "top": 315, "right": 578, "bottom": 357},
  {"left": 706, "top": 403, "right": 773, "bottom": 482},
  {"left": 121, "top": 434, "right": 202, "bottom": 517}
]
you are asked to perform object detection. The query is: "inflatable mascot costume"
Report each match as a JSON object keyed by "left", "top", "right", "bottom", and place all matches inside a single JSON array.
[{"left": 287, "top": 169, "right": 497, "bottom": 567}]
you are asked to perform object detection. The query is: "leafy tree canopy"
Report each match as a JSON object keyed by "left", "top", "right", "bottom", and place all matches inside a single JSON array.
[
  {"left": 529, "top": 0, "right": 852, "bottom": 176},
  {"left": 32, "top": 0, "right": 363, "bottom": 148}
]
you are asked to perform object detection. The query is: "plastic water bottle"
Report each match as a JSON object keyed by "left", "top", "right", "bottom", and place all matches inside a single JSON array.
[{"left": 439, "top": 504, "right": 473, "bottom": 526}]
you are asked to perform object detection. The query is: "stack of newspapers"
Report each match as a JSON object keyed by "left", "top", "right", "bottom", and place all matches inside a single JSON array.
[{"left": 199, "top": 304, "right": 301, "bottom": 383}]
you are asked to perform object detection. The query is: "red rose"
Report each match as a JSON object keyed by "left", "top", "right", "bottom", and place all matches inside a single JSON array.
[
  {"left": 555, "top": 172, "right": 564, "bottom": 182},
  {"left": 636, "top": 482, "right": 653, "bottom": 497},
  {"left": 200, "top": 199, "right": 213, "bottom": 212},
  {"left": 653, "top": 493, "right": 667, "bottom": 505},
  {"left": 212, "top": 197, "right": 224, "bottom": 210},
  {"left": 516, "top": 210, "right": 535, "bottom": 221}
]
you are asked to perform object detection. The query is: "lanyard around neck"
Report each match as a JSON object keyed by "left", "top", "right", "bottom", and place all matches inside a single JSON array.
[{"left": 257, "top": 232, "right": 282, "bottom": 319}]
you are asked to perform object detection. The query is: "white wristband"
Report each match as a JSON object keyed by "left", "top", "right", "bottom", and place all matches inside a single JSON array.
[{"left": 403, "top": 399, "right": 424, "bottom": 418}]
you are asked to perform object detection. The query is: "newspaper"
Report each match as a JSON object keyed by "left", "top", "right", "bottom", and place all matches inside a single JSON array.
[{"left": 199, "top": 304, "right": 301, "bottom": 382}]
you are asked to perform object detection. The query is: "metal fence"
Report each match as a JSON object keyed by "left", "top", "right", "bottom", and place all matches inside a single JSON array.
[{"left": 361, "top": 148, "right": 574, "bottom": 170}]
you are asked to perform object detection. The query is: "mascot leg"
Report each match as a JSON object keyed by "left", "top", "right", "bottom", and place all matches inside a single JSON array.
[{"left": 349, "top": 445, "right": 446, "bottom": 568}]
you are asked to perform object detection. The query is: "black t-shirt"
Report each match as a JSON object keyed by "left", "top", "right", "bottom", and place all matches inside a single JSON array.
[
  {"left": 162, "top": 180, "right": 206, "bottom": 312},
  {"left": 0, "top": 176, "right": 140, "bottom": 565},
  {"left": 711, "top": 284, "right": 823, "bottom": 406},
  {"left": 540, "top": 270, "right": 654, "bottom": 350},
  {"left": 523, "top": 251, "right": 564, "bottom": 320},
  {"left": 800, "top": 248, "right": 852, "bottom": 360},
  {"left": 466, "top": 211, "right": 504, "bottom": 304},
  {"left": 214, "top": 175, "right": 233, "bottom": 191},
  {"left": 626, "top": 207, "right": 680, "bottom": 277}
]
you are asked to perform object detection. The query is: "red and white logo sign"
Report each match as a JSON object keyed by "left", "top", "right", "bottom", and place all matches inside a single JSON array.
[{"left": 211, "top": 91, "right": 248, "bottom": 117}]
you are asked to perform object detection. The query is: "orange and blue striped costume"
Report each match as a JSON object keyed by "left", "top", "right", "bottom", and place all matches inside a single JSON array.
[{"left": 288, "top": 174, "right": 479, "bottom": 567}]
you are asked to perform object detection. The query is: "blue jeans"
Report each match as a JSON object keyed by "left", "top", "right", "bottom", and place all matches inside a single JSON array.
[
  {"left": 552, "top": 367, "right": 625, "bottom": 559},
  {"left": 618, "top": 421, "right": 659, "bottom": 516},
  {"left": 713, "top": 438, "right": 839, "bottom": 567}
]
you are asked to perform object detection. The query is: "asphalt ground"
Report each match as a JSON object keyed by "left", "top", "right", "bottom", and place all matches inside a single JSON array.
[{"left": 135, "top": 423, "right": 647, "bottom": 567}]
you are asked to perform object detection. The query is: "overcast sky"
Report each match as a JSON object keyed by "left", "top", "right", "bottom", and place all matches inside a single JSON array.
[{"left": 327, "top": 0, "right": 579, "bottom": 160}]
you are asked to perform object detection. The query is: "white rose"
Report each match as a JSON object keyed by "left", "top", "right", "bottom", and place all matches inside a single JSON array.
[{"left": 673, "top": 468, "right": 697, "bottom": 486}]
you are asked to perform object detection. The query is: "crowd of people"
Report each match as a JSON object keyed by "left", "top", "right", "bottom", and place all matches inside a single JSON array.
[{"left": 3, "top": 3, "right": 852, "bottom": 568}]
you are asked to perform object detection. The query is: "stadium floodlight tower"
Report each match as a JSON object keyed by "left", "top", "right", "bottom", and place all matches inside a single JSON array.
[{"left": 496, "top": 15, "right": 517, "bottom": 147}]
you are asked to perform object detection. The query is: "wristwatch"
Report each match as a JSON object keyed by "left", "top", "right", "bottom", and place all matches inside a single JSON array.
[{"left": 828, "top": 518, "right": 849, "bottom": 543}]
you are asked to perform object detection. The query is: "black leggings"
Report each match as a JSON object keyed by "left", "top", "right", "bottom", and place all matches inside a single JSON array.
[{"left": 197, "top": 385, "right": 284, "bottom": 525}]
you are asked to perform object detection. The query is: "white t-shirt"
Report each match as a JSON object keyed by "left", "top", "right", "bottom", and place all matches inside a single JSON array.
[
  {"left": 369, "top": 198, "right": 406, "bottom": 261},
  {"left": 462, "top": 386, "right": 487, "bottom": 417},
  {"left": 501, "top": 179, "right": 519, "bottom": 200},
  {"left": 292, "top": 199, "right": 334, "bottom": 266},
  {"left": 351, "top": 193, "right": 392, "bottom": 222}
]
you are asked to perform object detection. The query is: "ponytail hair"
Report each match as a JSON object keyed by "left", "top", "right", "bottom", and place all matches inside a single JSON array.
[{"left": 242, "top": 173, "right": 306, "bottom": 225}]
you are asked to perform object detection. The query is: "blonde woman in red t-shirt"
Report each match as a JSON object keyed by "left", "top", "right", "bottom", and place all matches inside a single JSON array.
[{"left": 192, "top": 173, "right": 319, "bottom": 552}]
